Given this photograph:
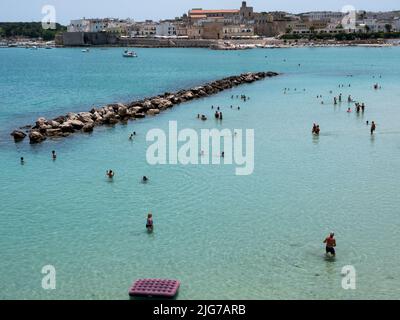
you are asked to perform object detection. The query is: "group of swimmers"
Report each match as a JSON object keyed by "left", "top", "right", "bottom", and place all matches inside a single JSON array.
[
  {"left": 231, "top": 94, "right": 250, "bottom": 102},
  {"left": 20, "top": 150, "right": 57, "bottom": 165},
  {"left": 129, "top": 132, "right": 137, "bottom": 140},
  {"left": 106, "top": 170, "right": 149, "bottom": 183},
  {"left": 312, "top": 123, "right": 321, "bottom": 135},
  {"left": 215, "top": 111, "right": 223, "bottom": 120},
  {"left": 373, "top": 83, "right": 382, "bottom": 90}
]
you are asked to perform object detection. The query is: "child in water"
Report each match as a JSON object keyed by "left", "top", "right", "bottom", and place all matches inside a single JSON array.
[{"left": 146, "top": 213, "right": 154, "bottom": 232}]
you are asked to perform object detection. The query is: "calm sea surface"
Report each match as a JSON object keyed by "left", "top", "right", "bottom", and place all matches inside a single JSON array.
[{"left": 0, "top": 47, "right": 399, "bottom": 299}]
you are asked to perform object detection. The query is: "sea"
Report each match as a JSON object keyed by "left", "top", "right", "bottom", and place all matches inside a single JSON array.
[{"left": 0, "top": 46, "right": 399, "bottom": 299}]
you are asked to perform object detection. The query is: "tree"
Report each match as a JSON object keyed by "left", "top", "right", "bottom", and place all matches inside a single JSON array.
[
  {"left": 385, "top": 24, "right": 393, "bottom": 33},
  {"left": 365, "top": 25, "right": 371, "bottom": 33}
]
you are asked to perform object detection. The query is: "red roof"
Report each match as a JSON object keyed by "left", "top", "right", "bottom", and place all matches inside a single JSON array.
[{"left": 189, "top": 9, "right": 239, "bottom": 15}]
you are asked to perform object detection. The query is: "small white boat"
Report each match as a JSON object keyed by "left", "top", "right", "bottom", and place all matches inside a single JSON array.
[
  {"left": 81, "top": 48, "right": 90, "bottom": 53},
  {"left": 122, "top": 50, "right": 137, "bottom": 58}
]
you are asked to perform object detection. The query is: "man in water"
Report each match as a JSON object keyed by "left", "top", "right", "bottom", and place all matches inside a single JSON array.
[
  {"left": 323, "top": 233, "right": 336, "bottom": 256},
  {"left": 142, "top": 176, "right": 148, "bottom": 182},
  {"left": 146, "top": 213, "right": 154, "bottom": 232},
  {"left": 371, "top": 121, "right": 376, "bottom": 135},
  {"left": 52, "top": 150, "right": 57, "bottom": 160},
  {"left": 20, "top": 157, "right": 25, "bottom": 165}
]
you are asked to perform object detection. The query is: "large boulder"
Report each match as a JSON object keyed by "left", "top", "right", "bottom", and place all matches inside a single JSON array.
[
  {"left": 29, "top": 131, "right": 46, "bottom": 144},
  {"left": 78, "top": 112, "right": 94, "bottom": 123},
  {"left": 47, "top": 120, "right": 60, "bottom": 128},
  {"left": 35, "top": 117, "right": 47, "bottom": 128},
  {"left": 66, "top": 112, "right": 78, "bottom": 121},
  {"left": 69, "top": 120, "right": 85, "bottom": 130},
  {"left": 147, "top": 109, "right": 160, "bottom": 116},
  {"left": 53, "top": 115, "right": 66, "bottom": 124},
  {"left": 118, "top": 105, "right": 128, "bottom": 117},
  {"left": 158, "top": 99, "right": 173, "bottom": 110},
  {"left": 83, "top": 123, "right": 94, "bottom": 132},
  {"left": 59, "top": 122, "right": 74, "bottom": 133},
  {"left": 10, "top": 130, "right": 27, "bottom": 141},
  {"left": 46, "top": 128, "right": 63, "bottom": 137},
  {"left": 135, "top": 113, "right": 146, "bottom": 119}
]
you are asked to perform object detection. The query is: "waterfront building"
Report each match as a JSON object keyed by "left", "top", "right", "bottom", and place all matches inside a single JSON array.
[{"left": 156, "top": 22, "right": 177, "bottom": 37}]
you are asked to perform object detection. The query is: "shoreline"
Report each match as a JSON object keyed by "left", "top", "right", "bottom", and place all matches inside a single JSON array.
[{"left": 10, "top": 71, "right": 279, "bottom": 144}]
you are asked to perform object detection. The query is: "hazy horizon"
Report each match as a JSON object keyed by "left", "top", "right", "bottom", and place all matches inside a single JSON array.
[{"left": 0, "top": 0, "right": 399, "bottom": 25}]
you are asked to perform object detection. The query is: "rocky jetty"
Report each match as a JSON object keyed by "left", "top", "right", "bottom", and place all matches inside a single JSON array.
[{"left": 12, "top": 71, "right": 279, "bottom": 144}]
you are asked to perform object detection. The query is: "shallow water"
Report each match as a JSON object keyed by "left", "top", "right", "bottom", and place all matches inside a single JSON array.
[{"left": 0, "top": 47, "right": 400, "bottom": 299}]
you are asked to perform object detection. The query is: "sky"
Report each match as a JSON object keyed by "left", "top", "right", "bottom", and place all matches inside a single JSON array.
[{"left": 0, "top": 0, "right": 399, "bottom": 25}]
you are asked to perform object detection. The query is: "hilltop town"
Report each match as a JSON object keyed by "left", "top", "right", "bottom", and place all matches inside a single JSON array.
[{"left": 2, "top": 1, "right": 400, "bottom": 48}]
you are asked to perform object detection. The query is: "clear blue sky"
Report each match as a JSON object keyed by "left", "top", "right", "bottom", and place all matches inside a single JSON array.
[{"left": 1, "top": 0, "right": 399, "bottom": 25}]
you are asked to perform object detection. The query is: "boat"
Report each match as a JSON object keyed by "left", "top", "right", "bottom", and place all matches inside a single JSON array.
[
  {"left": 81, "top": 48, "right": 90, "bottom": 53},
  {"left": 122, "top": 50, "right": 138, "bottom": 58}
]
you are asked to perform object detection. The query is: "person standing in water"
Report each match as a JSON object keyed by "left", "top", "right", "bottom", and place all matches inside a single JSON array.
[
  {"left": 20, "top": 157, "right": 25, "bottom": 165},
  {"left": 146, "top": 213, "right": 154, "bottom": 232},
  {"left": 371, "top": 121, "right": 376, "bottom": 135},
  {"left": 324, "top": 233, "right": 337, "bottom": 256},
  {"left": 52, "top": 150, "right": 57, "bottom": 160}
]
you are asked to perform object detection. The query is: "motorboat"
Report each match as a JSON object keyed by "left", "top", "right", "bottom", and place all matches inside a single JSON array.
[{"left": 122, "top": 50, "right": 137, "bottom": 58}]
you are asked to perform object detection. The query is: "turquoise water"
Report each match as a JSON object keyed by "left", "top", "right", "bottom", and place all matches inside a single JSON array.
[{"left": 1, "top": 47, "right": 400, "bottom": 300}]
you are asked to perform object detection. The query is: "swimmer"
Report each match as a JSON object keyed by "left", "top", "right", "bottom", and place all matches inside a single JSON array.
[
  {"left": 146, "top": 213, "right": 154, "bottom": 232},
  {"left": 197, "top": 114, "right": 200, "bottom": 119},
  {"left": 129, "top": 134, "right": 134, "bottom": 140},
  {"left": 106, "top": 170, "right": 114, "bottom": 179},
  {"left": 52, "top": 150, "right": 57, "bottom": 160},
  {"left": 366, "top": 120, "right": 369, "bottom": 125},
  {"left": 219, "top": 112, "right": 223, "bottom": 120},
  {"left": 215, "top": 111, "right": 220, "bottom": 119},
  {"left": 324, "top": 233, "right": 336, "bottom": 257},
  {"left": 20, "top": 157, "right": 25, "bottom": 165},
  {"left": 201, "top": 115, "right": 207, "bottom": 121},
  {"left": 371, "top": 121, "right": 376, "bottom": 135},
  {"left": 142, "top": 176, "right": 149, "bottom": 182},
  {"left": 347, "top": 108, "right": 351, "bottom": 113}
]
